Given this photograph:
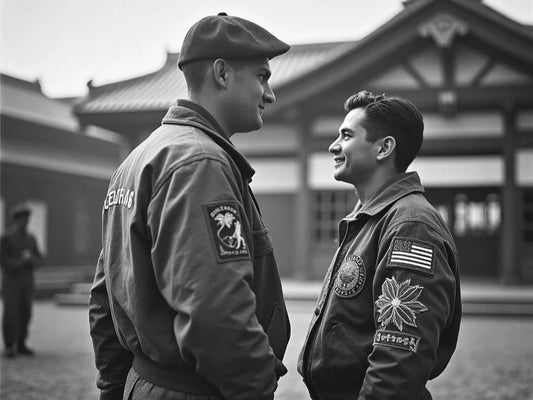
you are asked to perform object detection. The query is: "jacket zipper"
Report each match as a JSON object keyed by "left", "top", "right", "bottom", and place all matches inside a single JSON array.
[{"left": 303, "top": 221, "right": 353, "bottom": 399}]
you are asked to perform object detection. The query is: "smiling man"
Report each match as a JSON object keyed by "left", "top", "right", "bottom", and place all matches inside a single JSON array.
[
  {"left": 89, "top": 13, "right": 291, "bottom": 400},
  {"left": 298, "top": 91, "right": 462, "bottom": 400}
]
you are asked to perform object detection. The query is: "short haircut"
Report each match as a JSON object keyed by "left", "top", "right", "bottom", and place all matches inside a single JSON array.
[
  {"left": 344, "top": 90, "right": 424, "bottom": 172},
  {"left": 180, "top": 59, "right": 254, "bottom": 93},
  {"left": 181, "top": 60, "right": 212, "bottom": 93}
]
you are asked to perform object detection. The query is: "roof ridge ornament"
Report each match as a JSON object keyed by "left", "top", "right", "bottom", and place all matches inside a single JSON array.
[{"left": 418, "top": 13, "right": 469, "bottom": 48}]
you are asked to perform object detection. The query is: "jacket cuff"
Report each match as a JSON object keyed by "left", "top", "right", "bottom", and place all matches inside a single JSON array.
[
  {"left": 275, "top": 358, "right": 288, "bottom": 379},
  {"left": 99, "top": 386, "right": 125, "bottom": 400}
]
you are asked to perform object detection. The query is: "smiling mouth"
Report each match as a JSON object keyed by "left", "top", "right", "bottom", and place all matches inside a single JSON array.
[{"left": 333, "top": 157, "right": 345, "bottom": 166}]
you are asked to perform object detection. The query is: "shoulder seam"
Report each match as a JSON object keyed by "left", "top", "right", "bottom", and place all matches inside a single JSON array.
[
  {"left": 388, "top": 217, "right": 448, "bottom": 241},
  {"left": 151, "top": 155, "right": 232, "bottom": 200}
]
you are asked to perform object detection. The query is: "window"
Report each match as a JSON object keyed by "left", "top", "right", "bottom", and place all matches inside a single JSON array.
[
  {"left": 0, "top": 198, "right": 4, "bottom": 233},
  {"left": 26, "top": 200, "right": 48, "bottom": 255},
  {"left": 73, "top": 194, "right": 91, "bottom": 256},
  {"left": 524, "top": 190, "right": 533, "bottom": 242},
  {"left": 313, "top": 190, "right": 356, "bottom": 243},
  {"left": 453, "top": 193, "right": 501, "bottom": 237}
]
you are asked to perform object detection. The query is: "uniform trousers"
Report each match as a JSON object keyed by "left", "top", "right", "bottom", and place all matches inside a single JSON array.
[
  {"left": 124, "top": 368, "right": 224, "bottom": 400},
  {"left": 1, "top": 269, "right": 34, "bottom": 349}
]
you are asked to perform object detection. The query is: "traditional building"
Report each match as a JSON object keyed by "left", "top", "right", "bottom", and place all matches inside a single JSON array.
[
  {"left": 0, "top": 74, "right": 125, "bottom": 269},
  {"left": 75, "top": 0, "right": 533, "bottom": 282}
]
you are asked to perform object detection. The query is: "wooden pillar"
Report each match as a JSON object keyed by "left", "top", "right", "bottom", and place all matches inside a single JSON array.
[
  {"left": 293, "top": 116, "right": 312, "bottom": 279},
  {"left": 501, "top": 103, "right": 519, "bottom": 284}
]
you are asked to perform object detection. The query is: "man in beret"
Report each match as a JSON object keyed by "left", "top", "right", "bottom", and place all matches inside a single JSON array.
[
  {"left": 1, "top": 203, "right": 42, "bottom": 358},
  {"left": 89, "top": 13, "right": 291, "bottom": 400}
]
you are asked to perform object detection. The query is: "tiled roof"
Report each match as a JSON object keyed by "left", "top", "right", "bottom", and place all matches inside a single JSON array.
[
  {"left": 1, "top": 74, "right": 79, "bottom": 131},
  {"left": 75, "top": 42, "right": 352, "bottom": 114},
  {"left": 75, "top": 0, "right": 533, "bottom": 116}
]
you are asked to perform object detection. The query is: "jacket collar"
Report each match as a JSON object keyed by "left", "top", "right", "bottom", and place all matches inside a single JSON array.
[
  {"left": 161, "top": 100, "right": 255, "bottom": 181},
  {"left": 344, "top": 172, "right": 425, "bottom": 221}
]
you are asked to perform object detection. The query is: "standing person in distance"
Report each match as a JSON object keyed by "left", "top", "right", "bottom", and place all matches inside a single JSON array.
[
  {"left": 89, "top": 13, "right": 291, "bottom": 400},
  {"left": 298, "top": 91, "right": 461, "bottom": 400},
  {"left": 1, "top": 203, "right": 42, "bottom": 358}
]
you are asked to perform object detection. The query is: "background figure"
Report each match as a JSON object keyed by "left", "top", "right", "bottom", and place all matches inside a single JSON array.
[
  {"left": 299, "top": 91, "right": 461, "bottom": 400},
  {"left": 89, "top": 12, "right": 291, "bottom": 400},
  {"left": 1, "top": 203, "right": 42, "bottom": 358}
]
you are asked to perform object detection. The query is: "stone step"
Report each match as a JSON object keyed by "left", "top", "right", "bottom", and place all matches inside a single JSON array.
[
  {"left": 54, "top": 283, "right": 533, "bottom": 316},
  {"left": 461, "top": 302, "right": 533, "bottom": 317},
  {"left": 30, "top": 266, "right": 94, "bottom": 299},
  {"left": 70, "top": 282, "right": 92, "bottom": 294},
  {"left": 54, "top": 293, "right": 89, "bottom": 306}
]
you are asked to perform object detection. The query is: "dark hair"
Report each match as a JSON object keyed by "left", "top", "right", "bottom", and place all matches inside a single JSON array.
[
  {"left": 344, "top": 90, "right": 424, "bottom": 172},
  {"left": 181, "top": 60, "right": 212, "bottom": 93},
  {"left": 181, "top": 59, "right": 254, "bottom": 93}
]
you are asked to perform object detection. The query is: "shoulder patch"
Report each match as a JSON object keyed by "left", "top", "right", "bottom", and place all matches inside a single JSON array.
[
  {"left": 375, "top": 277, "right": 428, "bottom": 331},
  {"left": 203, "top": 202, "right": 250, "bottom": 263},
  {"left": 374, "top": 330, "right": 421, "bottom": 353},
  {"left": 334, "top": 254, "right": 366, "bottom": 298},
  {"left": 387, "top": 236, "right": 435, "bottom": 275}
]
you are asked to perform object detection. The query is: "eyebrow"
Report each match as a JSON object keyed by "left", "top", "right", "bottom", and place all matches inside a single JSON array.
[{"left": 259, "top": 67, "right": 272, "bottom": 79}]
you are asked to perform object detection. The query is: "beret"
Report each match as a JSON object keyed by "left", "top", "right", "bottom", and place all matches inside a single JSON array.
[
  {"left": 9, "top": 203, "right": 31, "bottom": 219},
  {"left": 178, "top": 12, "right": 290, "bottom": 69}
]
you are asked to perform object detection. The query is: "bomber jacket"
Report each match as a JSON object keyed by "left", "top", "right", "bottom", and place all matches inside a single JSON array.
[
  {"left": 89, "top": 100, "right": 290, "bottom": 400},
  {"left": 298, "top": 172, "right": 461, "bottom": 400}
]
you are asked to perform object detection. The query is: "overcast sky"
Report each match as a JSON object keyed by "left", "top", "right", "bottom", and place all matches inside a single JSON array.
[{"left": 1, "top": 0, "right": 532, "bottom": 98}]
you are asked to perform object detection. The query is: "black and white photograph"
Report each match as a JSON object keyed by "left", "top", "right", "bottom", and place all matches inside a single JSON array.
[{"left": 1, "top": 0, "right": 533, "bottom": 399}]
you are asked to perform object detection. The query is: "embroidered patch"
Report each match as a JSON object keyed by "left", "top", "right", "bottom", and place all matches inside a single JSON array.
[
  {"left": 204, "top": 202, "right": 250, "bottom": 263},
  {"left": 375, "top": 277, "right": 428, "bottom": 331},
  {"left": 374, "top": 330, "right": 421, "bottom": 353},
  {"left": 334, "top": 254, "right": 366, "bottom": 298},
  {"left": 388, "top": 237, "right": 435, "bottom": 275}
]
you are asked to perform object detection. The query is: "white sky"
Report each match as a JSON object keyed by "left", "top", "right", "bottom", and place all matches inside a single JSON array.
[{"left": 1, "top": 0, "right": 532, "bottom": 98}]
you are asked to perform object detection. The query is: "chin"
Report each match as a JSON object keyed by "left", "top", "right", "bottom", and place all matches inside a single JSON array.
[
  {"left": 235, "top": 121, "right": 262, "bottom": 134},
  {"left": 248, "top": 119, "right": 263, "bottom": 132},
  {"left": 333, "top": 172, "right": 350, "bottom": 184}
]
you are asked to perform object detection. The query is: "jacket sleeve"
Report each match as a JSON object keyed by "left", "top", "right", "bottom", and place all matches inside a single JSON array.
[
  {"left": 358, "top": 220, "right": 459, "bottom": 400},
  {"left": 89, "top": 250, "right": 134, "bottom": 400},
  {"left": 0, "top": 236, "right": 25, "bottom": 270},
  {"left": 0, "top": 235, "right": 43, "bottom": 270},
  {"left": 147, "top": 157, "right": 278, "bottom": 400},
  {"left": 28, "top": 235, "right": 43, "bottom": 267}
]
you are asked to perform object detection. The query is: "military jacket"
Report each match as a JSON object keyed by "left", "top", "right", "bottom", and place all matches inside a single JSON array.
[
  {"left": 0, "top": 227, "right": 41, "bottom": 273},
  {"left": 89, "top": 100, "right": 290, "bottom": 400},
  {"left": 298, "top": 172, "right": 461, "bottom": 400}
]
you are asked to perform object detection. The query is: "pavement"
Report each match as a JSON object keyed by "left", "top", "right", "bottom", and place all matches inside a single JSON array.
[
  {"left": 51, "top": 277, "right": 533, "bottom": 317},
  {"left": 2, "top": 300, "right": 533, "bottom": 399}
]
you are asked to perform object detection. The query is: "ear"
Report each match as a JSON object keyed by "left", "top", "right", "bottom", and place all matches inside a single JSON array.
[
  {"left": 376, "top": 136, "right": 396, "bottom": 161},
  {"left": 212, "top": 58, "right": 229, "bottom": 89}
]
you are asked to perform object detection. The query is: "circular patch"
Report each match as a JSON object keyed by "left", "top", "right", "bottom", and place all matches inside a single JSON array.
[{"left": 334, "top": 254, "right": 366, "bottom": 298}]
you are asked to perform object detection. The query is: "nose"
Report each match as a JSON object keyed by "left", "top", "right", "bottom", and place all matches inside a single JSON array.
[
  {"left": 329, "top": 137, "right": 341, "bottom": 154},
  {"left": 263, "top": 83, "right": 276, "bottom": 104}
]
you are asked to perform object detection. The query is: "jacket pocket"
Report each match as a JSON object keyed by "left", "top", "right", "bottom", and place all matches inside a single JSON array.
[
  {"left": 266, "top": 304, "right": 288, "bottom": 360},
  {"left": 253, "top": 228, "right": 274, "bottom": 257},
  {"left": 310, "top": 321, "right": 367, "bottom": 390}
]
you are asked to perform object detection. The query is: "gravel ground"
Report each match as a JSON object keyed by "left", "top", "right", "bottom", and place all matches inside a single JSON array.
[{"left": 1, "top": 300, "right": 532, "bottom": 399}]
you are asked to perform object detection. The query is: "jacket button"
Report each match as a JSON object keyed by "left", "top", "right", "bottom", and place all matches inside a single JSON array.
[{"left": 314, "top": 307, "right": 320, "bottom": 316}]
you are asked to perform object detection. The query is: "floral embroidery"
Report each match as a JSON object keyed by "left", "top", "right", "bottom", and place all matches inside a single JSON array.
[{"left": 375, "top": 277, "right": 428, "bottom": 331}]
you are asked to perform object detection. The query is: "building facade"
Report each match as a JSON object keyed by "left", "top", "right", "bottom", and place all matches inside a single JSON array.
[
  {"left": 75, "top": 0, "right": 533, "bottom": 282},
  {"left": 1, "top": 74, "right": 124, "bottom": 268}
]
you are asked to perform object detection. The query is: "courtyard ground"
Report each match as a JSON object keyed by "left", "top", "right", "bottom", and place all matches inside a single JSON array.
[{"left": 1, "top": 300, "right": 532, "bottom": 399}]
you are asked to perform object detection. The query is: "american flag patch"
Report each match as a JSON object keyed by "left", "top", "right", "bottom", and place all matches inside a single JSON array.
[{"left": 388, "top": 237, "right": 434, "bottom": 274}]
